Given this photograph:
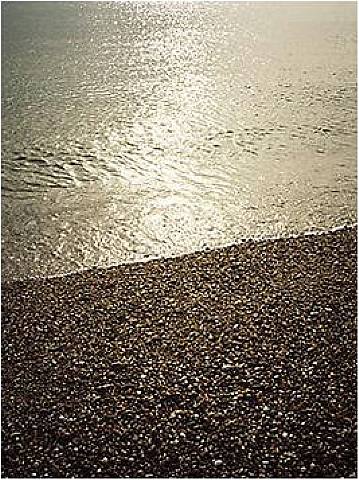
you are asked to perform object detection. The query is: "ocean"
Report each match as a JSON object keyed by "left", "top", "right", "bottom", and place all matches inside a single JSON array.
[{"left": 2, "top": 1, "right": 357, "bottom": 279}]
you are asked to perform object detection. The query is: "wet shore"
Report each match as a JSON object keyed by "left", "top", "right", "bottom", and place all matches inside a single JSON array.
[{"left": 2, "top": 226, "right": 357, "bottom": 478}]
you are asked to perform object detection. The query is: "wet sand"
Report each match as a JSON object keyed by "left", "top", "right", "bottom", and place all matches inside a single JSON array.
[{"left": 2, "top": 226, "right": 357, "bottom": 478}]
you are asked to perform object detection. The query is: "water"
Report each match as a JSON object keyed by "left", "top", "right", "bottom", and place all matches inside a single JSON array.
[{"left": 2, "top": 2, "right": 357, "bottom": 280}]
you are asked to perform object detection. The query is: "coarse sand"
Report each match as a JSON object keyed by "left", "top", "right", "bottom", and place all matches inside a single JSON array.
[{"left": 2, "top": 226, "right": 357, "bottom": 477}]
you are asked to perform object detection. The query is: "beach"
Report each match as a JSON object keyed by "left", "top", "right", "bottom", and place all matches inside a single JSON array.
[
  {"left": 2, "top": 226, "right": 357, "bottom": 478},
  {"left": 2, "top": 2, "right": 357, "bottom": 477}
]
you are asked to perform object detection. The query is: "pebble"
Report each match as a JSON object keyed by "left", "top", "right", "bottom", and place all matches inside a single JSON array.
[{"left": 1, "top": 226, "right": 356, "bottom": 478}]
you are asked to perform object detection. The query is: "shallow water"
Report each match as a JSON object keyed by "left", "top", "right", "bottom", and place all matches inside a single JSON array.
[{"left": 2, "top": 2, "right": 357, "bottom": 279}]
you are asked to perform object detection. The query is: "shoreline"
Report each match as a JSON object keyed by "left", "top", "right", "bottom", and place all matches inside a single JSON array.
[
  {"left": 2, "top": 226, "right": 357, "bottom": 477},
  {"left": 3, "top": 222, "right": 357, "bottom": 285}
]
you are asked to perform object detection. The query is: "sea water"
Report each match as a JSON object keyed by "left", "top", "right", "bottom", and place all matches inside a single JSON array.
[{"left": 2, "top": 2, "right": 357, "bottom": 279}]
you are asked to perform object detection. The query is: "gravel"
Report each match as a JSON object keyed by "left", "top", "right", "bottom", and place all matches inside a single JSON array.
[{"left": 2, "top": 226, "right": 357, "bottom": 478}]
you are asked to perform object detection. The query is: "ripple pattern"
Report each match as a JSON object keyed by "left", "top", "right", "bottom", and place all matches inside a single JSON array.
[{"left": 1, "top": 2, "right": 357, "bottom": 279}]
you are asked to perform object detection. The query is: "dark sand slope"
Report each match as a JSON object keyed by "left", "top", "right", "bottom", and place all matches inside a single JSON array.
[{"left": 2, "top": 226, "right": 357, "bottom": 478}]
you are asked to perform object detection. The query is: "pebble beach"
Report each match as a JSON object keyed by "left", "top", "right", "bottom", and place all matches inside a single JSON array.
[{"left": 2, "top": 225, "right": 357, "bottom": 478}]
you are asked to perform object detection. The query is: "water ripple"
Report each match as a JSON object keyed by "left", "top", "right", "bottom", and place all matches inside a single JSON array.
[{"left": 2, "top": 1, "right": 356, "bottom": 279}]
